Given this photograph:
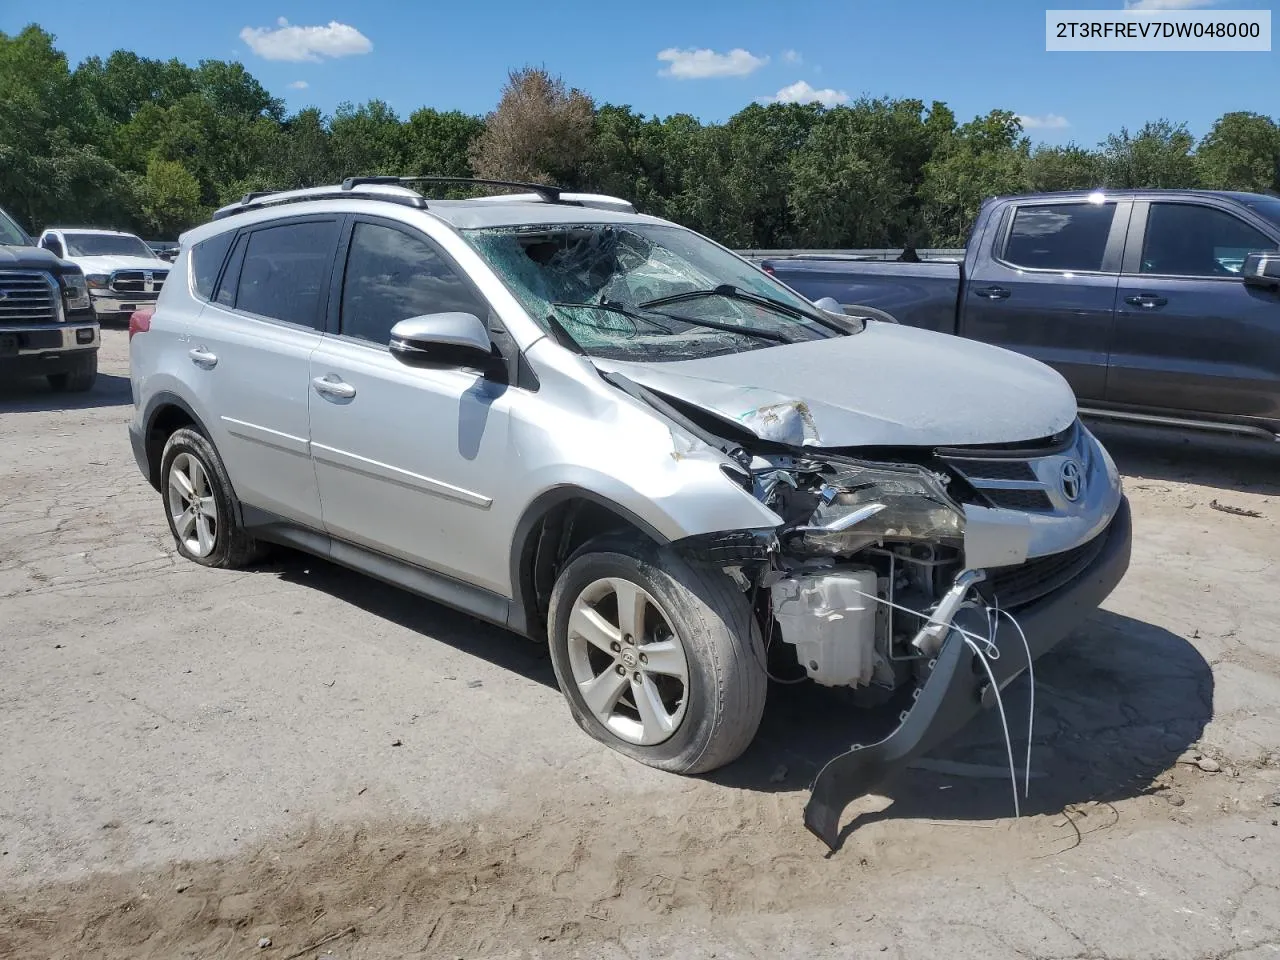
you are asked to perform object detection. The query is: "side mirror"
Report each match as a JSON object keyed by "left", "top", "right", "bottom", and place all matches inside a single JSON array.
[
  {"left": 389, "top": 312, "right": 496, "bottom": 369},
  {"left": 812, "top": 296, "right": 845, "bottom": 315},
  {"left": 41, "top": 236, "right": 65, "bottom": 259},
  {"left": 1242, "top": 251, "right": 1280, "bottom": 289}
]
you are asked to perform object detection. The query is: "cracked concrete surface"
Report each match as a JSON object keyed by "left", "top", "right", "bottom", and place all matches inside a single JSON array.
[{"left": 0, "top": 330, "right": 1278, "bottom": 959}]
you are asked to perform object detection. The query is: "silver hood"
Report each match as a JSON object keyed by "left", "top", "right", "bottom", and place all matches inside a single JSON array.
[{"left": 594, "top": 321, "right": 1078, "bottom": 449}]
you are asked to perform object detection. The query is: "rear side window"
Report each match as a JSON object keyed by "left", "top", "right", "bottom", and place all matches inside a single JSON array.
[
  {"left": 1002, "top": 203, "right": 1117, "bottom": 272},
  {"left": 1141, "top": 203, "right": 1277, "bottom": 277},
  {"left": 190, "top": 231, "right": 235, "bottom": 301},
  {"left": 233, "top": 220, "right": 339, "bottom": 328},
  {"left": 339, "top": 221, "right": 488, "bottom": 345}
]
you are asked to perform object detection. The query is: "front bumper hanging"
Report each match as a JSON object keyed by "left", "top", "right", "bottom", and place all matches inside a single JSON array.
[{"left": 803, "top": 497, "right": 1133, "bottom": 851}]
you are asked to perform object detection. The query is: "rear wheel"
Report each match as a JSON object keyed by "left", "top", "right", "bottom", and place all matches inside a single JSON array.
[
  {"left": 47, "top": 352, "right": 97, "bottom": 393},
  {"left": 547, "top": 535, "right": 767, "bottom": 774},
  {"left": 160, "top": 427, "right": 263, "bottom": 568}
]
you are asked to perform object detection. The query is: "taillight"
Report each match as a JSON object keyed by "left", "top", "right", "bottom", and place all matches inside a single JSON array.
[
  {"left": 128, "top": 309, "right": 153, "bottom": 340},
  {"left": 762, "top": 264, "right": 775, "bottom": 275}
]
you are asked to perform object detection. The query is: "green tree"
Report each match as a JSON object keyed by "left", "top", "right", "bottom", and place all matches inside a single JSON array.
[
  {"left": 139, "top": 157, "right": 202, "bottom": 235},
  {"left": 1100, "top": 120, "right": 1197, "bottom": 189},
  {"left": 329, "top": 99, "right": 406, "bottom": 178},
  {"left": 1194, "top": 112, "right": 1280, "bottom": 193},
  {"left": 920, "top": 110, "right": 1029, "bottom": 246},
  {"left": 1026, "top": 144, "right": 1103, "bottom": 192}
]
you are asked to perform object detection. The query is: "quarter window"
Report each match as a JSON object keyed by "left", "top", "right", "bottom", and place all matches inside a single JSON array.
[
  {"left": 1140, "top": 203, "right": 1277, "bottom": 277},
  {"left": 191, "top": 231, "right": 235, "bottom": 301},
  {"left": 233, "top": 220, "right": 339, "bottom": 328},
  {"left": 339, "top": 221, "right": 488, "bottom": 345},
  {"left": 1003, "top": 203, "right": 1117, "bottom": 272}
]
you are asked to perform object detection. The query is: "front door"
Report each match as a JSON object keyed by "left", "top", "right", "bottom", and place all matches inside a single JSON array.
[
  {"left": 961, "top": 199, "right": 1130, "bottom": 403},
  {"left": 1107, "top": 200, "right": 1280, "bottom": 425},
  {"left": 307, "top": 216, "right": 516, "bottom": 594}
]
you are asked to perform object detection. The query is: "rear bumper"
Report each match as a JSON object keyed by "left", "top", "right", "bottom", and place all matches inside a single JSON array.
[{"left": 804, "top": 495, "right": 1133, "bottom": 849}]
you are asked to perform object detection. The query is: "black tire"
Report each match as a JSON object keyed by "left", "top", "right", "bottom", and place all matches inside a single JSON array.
[
  {"left": 547, "top": 534, "right": 767, "bottom": 775},
  {"left": 47, "top": 352, "right": 97, "bottom": 393},
  {"left": 159, "top": 427, "right": 264, "bottom": 569}
]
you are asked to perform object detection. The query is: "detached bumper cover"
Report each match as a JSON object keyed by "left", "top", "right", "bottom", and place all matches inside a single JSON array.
[{"left": 804, "top": 495, "right": 1133, "bottom": 850}]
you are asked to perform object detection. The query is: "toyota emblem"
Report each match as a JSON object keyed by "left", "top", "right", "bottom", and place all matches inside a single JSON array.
[{"left": 1060, "top": 460, "right": 1084, "bottom": 502}]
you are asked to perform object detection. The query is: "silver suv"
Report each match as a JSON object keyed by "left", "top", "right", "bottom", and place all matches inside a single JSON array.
[{"left": 128, "top": 177, "right": 1132, "bottom": 846}]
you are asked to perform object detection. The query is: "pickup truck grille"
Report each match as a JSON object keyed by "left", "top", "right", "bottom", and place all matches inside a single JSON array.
[
  {"left": 984, "top": 525, "right": 1108, "bottom": 610},
  {"left": 110, "top": 269, "right": 167, "bottom": 295},
  {"left": 0, "top": 271, "right": 59, "bottom": 325}
]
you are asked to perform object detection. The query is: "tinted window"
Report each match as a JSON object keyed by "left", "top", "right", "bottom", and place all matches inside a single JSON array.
[
  {"left": 1141, "top": 203, "right": 1277, "bottom": 277},
  {"left": 1003, "top": 203, "right": 1117, "bottom": 272},
  {"left": 340, "top": 221, "right": 488, "bottom": 344},
  {"left": 191, "top": 231, "right": 235, "bottom": 301},
  {"left": 215, "top": 235, "right": 246, "bottom": 307},
  {"left": 234, "top": 220, "right": 339, "bottom": 327},
  {"left": 64, "top": 232, "right": 158, "bottom": 259},
  {"left": 0, "top": 207, "right": 29, "bottom": 246}
]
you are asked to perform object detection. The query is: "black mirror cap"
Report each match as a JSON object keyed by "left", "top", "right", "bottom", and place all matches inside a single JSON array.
[
  {"left": 388, "top": 312, "right": 504, "bottom": 376},
  {"left": 1242, "top": 251, "right": 1280, "bottom": 288}
]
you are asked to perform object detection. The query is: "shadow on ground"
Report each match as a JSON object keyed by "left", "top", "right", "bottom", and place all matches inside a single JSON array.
[
  {"left": 269, "top": 549, "right": 558, "bottom": 689},
  {"left": 714, "top": 610, "right": 1212, "bottom": 841},
  {"left": 1089, "top": 420, "right": 1280, "bottom": 496},
  {"left": 0, "top": 371, "right": 132, "bottom": 412}
]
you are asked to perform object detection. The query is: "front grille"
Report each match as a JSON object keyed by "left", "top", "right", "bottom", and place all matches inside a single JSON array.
[
  {"left": 983, "top": 526, "right": 1109, "bottom": 610},
  {"left": 110, "top": 269, "right": 167, "bottom": 295},
  {"left": 949, "top": 458, "right": 1037, "bottom": 482},
  {"left": 982, "top": 488, "right": 1054, "bottom": 511},
  {"left": 0, "top": 271, "right": 58, "bottom": 325}
]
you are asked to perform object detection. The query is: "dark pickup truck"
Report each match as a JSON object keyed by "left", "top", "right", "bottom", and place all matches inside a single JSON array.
[{"left": 763, "top": 190, "right": 1280, "bottom": 441}]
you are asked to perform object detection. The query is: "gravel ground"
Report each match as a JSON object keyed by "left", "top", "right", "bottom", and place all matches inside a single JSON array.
[{"left": 1, "top": 328, "right": 1278, "bottom": 959}]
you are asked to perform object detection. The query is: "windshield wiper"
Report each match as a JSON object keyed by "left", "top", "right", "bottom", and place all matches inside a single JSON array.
[
  {"left": 553, "top": 299, "right": 791, "bottom": 345},
  {"left": 641, "top": 283, "right": 842, "bottom": 333}
]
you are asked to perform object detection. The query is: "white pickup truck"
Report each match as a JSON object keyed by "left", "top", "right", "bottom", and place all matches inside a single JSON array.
[{"left": 37, "top": 227, "right": 170, "bottom": 324}]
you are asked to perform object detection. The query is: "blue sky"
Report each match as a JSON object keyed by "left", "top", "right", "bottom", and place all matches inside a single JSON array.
[{"left": 3, "top": 0, "right": 1274, "bottom": 145}]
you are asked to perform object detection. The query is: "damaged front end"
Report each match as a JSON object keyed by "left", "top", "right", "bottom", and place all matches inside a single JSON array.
[{"left": 666, "top": 402, "right": 1133, "bottom": 850}]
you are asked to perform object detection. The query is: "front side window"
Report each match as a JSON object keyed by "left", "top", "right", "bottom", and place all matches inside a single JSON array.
[
  {"left": 0, "top": 208, "right": 30, "bottom": 246},
  {"left": 340, "top": 221, "right": 488, "bottom": 344},
  {"left": 233, "top": 220, "right": 339, "bottom": 327},
  {"left": 1141, "top": 203, "right": 1277, "bottom": 277},
  {"left": 462, "top": 221, "right": 837, "bottom": 361},
  {"left": 1003, "top": 203, "right": 1117, "bottom": 272},
  {"left": 63, "top": 233, "right": 158, "bottom": 259}
]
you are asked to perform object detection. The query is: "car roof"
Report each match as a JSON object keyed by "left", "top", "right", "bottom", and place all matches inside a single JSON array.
[
  {"left": 991, "top": 188, "right": 1278, "bottom": 204},
  {"left": 47, "top": 226, "right": 142, "bottom": 237}
]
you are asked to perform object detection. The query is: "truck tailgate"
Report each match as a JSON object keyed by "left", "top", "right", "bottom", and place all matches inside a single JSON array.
[{"left": 763, "top": 258, "right": 961, "bottom": 333}]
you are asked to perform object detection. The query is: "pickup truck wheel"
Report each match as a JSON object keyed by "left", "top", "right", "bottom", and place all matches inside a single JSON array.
[
  {"left": 547, "top": 536, "right": 767, "bottom": 775},
  {"left": 160, "top": 427, "right": 263, "bottom": 568},
  {"left": 47, "top": 353, "right": 97, "bottom": 392}
]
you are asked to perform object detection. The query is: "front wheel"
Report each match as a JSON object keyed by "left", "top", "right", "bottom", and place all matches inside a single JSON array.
[{"left": 547, "top": 536, "right": 767, "bottom": 774}]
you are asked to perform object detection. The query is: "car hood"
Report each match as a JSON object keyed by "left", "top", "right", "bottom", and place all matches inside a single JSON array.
[
  {"left": 0, "top": 244, "right": 68, "bottom": 271},
  {"left": 71, "top": 255, "right": 168, "bottom": 274},
  {"left": 593, "top": 321, "right": 1078, "bottom": 449}
]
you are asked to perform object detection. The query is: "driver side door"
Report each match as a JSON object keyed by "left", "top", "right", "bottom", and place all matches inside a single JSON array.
[{"left": 307, "top": 215, "right": 517, "bottom": 595}]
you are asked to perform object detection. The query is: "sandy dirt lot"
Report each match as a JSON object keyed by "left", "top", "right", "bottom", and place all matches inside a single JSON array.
[{"left": 1, "top": 328, "right": 1278, "bottom": 959}]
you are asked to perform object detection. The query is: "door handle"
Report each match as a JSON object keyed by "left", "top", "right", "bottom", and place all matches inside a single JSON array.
[
  {"left": 1124, "top": 294, "right": 1168, "bottom": 309},
  {"left": 188, "top": 347, "right": 218, "bottom": 369},
  {"left": 974, "top": 285, "right": 1011, "bottom": 300},
  {"left": 312, "top": 375, "right": 356, "bottom": 400}
]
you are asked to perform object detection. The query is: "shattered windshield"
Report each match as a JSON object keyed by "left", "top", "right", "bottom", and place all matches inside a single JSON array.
[{"left": 462, "top": 222, "right": 839, "bottom": 361}]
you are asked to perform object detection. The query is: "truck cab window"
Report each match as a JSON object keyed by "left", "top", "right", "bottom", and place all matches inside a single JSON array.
[
  {"left": 1141, "top": 203, "right": 1276, "bottom": 278},
  {"left": 1003, "top": 203, "right": 1116, "bottom": 272}
]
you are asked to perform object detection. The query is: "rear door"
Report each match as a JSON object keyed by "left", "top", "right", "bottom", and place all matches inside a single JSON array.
[
  {"left": 961, "top": 198, "right": 1131, "bottom": 402},
  {"left": 186, "top": 215, "right": 342, "bottom": 526},
  {"left": 1107, "top": 199, "right": 1280, "bottom": 425}
]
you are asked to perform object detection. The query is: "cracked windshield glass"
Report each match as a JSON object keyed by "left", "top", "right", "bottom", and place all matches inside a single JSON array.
[{"left": 464, "top": 222, "right": 840, "bottom": 361}]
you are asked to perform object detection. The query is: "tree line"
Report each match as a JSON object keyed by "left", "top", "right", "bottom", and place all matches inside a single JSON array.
[{"left": 3, "top": 24, "right": 1279, "bottom": 247}]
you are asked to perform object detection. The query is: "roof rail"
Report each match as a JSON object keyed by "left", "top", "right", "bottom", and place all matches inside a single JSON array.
[
  {"left": 342, "top": 175, "right": 563, "bottom": 204},
  {"left": 212, "top": 184, "right": 428, "bottom": 221}
]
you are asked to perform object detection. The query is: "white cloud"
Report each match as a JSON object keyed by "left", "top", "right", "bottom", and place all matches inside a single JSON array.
[
  {"left": 766, "top": 80, "right": 849, "bottom": 108},
  {"left": 657, "top": 47, "right": 769, "bottom": 79},
  {"left": 782, "top": 49, "right": 802, "bottom": 64},
  {"left": 1124, "top": 0, "right": 1219, "bottom": 9},
  {"left": 287, "top": 80, "right": 309, "bottom": 89},
  {"left": 239, "top": 17, "right": 372, "bottom": 62},
  {"left": 1017, "top": 113, "right": 1071, "bottom": 130}
]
